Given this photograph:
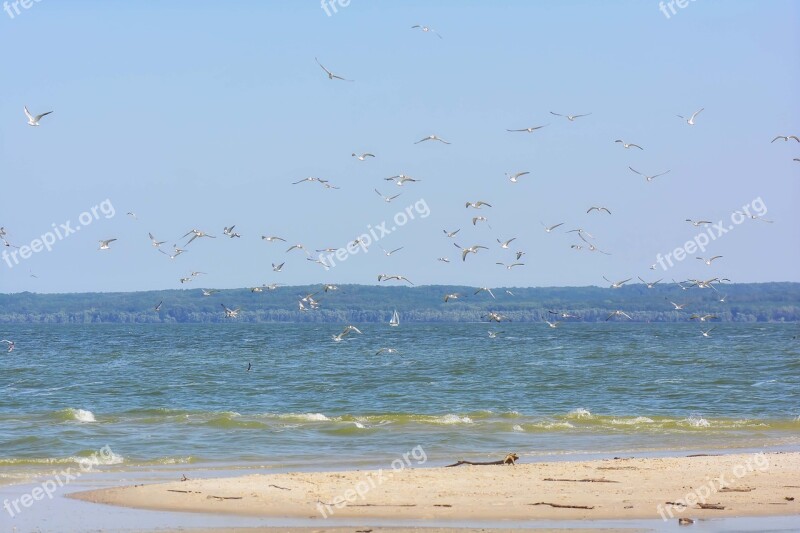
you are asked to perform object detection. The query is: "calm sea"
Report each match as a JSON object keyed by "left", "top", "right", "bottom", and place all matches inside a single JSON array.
[{"left": 1, "top": 323, "right": 798, "bottom": 483}]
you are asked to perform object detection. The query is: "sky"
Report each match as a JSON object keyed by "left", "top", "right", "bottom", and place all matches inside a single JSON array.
[{"left": 1, "top": 0, "right": 798, "bottom": 294}]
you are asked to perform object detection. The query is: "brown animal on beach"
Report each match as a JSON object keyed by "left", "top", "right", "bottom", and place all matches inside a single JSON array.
[{"left": 503, "top": 453, "right": 519, "bottom": 465}]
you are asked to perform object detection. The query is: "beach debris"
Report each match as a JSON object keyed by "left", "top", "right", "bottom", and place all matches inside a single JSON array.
[
  {"left": 786, "top": 497, "right": 795, "bottom": 501},
  {"left": 678, "top": 517, "right": 695, "bottom": 525},
  {"left": 434, "top": 504, "right": 453, "bottom": 507},
  {"left": 445, "top": 452, "right": 518, "bottom": 467},
  {"left": 696, "top": 502, "right": 725, "bottom": 510},
  {"left": 529, "top": 502, "right": 594, "bottom": 509},
  {"left": 719, "top": 486, "right": 753, "bottom": 492},
  {"left": 180, "top": 474, "right": 189, "bottom": 482},
  {"left": 268, "top": 484, "right": 291, "bottom": 491},
  {"left": 167, "top": 489, "right": 199, "bottom": 493},
  {"left": 207, "top": 495, "right": 243, "bottom": 501},
  {"left": 543, "top": 477, "right": 619, "bottom": 483}
]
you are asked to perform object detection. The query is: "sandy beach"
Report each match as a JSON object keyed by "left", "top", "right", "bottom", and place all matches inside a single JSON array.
[{"left": 70, "top": 452, "right": 800, "bottom": 523}]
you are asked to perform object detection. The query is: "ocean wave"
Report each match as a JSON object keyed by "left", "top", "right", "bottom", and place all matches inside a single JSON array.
[
  {"left": 512, "top": 424, "right": 524, "bottom": 432},
  {"left": 566, "top": 408, "right": 592, "bottom": 419},
  {"left": 611, "top": 417, "right": 655, "bottom": 425},
  {"left": 681, "top": 415, "right": 711, "bottom": 428},
  {"left": 55, "top": 408, "right": 96, "bottom": 423},
  {"left": 433, "top": 414, "right": 473, "bottom": 425}
]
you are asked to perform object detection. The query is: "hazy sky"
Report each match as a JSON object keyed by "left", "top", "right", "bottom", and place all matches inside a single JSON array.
[{"left": 1, "top": 1, "right": 798, "bottom": 294}]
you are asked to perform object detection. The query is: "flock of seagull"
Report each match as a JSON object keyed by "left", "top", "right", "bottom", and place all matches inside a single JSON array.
[{"left": 5, "top": 24, "right": 798, "bottom": 359}]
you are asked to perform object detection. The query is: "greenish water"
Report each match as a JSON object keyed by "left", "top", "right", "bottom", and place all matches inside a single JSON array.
[{"left": 1, "top": 323, "right": 798, "bottom": 482}]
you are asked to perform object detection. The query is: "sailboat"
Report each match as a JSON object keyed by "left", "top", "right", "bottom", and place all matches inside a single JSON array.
[{"left": 389, "top": 309, "right": 400, "bottom": 327}]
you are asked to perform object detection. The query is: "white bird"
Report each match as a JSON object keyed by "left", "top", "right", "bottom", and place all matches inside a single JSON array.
[
  {"left": 411, "top": 24, "right": 442, "bottom": 38},
  {"left": 736, "top": 212, "right": 774, "bottom": 223},
  {"left": 385, "top": 174, "right": 420, "bottom": 186},
  {"left": 1, "top": 339, "right": 14, "bottom": 353},
  {"left": 24, "top": 106, "right": 53, "bottom": 126},
  {"left": 701, "top": 327, "right": 716, "bottom": 338},
  {"left": 567, "top": 228, "right": 594, "bottom": 239},
  {"left": 443, "top": 229, "right": 461, "bottom": 238},
  {"left": 377, "top": 274, "right": 414, "bottom": 285},
  {"left": 375, "top": 189, "right": 401, "bottom": 203},
  {"left": 507, "top": 171, "right": 530, "bottom": 183},
  {"left": 549, "top": 111, "right": 591, "bottom": 122},
  {"left": 668, "top": 300, "right": 687, "bottom": 310},
  {"left": 466, "top": 200, "right": 492, "bottom": 209},
  {"left": 487, "top": 330, "right": 503, "bottom": 339},
  {"left": 637, "top": 276, "right": 662, "bottom": 288},
  {"left": 472, "top": 216, "right": 489, "bottom": 226},
  {"left": 272, "top": 262, "right": 285, "bottom": 272},
  {"left": 221, "top": 304, "right": 240, "bottom": 318},
  {"left": 375, "top": 347, "right": 399, "bottom": 355},
  {"left": 497, "top": 237, "right": 516, "bottom": 249},
  {"left": 483, "top": 311, "right": 509, "bottom": 322},
  {"left": 719, "top": 294, "right": 727, "bottom": 303},
  {"left": 201, "top": 289, "right": 219, "bottom": 296},
  {"left": 352, "top": 152, "right": 375, "bottom": 160},
  {"left": 444, "top": 293, "right": 461, "bottom": 302},
  {"left": 286, "top": 244, "right": 309, "bottom": 254},
  {"left": 541, "top": 222, "right": 564, "bottom": 233},
  {"left": 507, "top": 124, "right": 548, "bottom": 133},
  {"left": 697, "top": 256, "right": 723, "bottom": 265},
  {"left": 690, "top": 314, "right": 718, "bottom": 322},
  {"left": 677, "top": 108, "right": 704, "bottom": 125},
  {"left": 415, "top": 134, "right": 451, "bottom": 145},
  {"left": 262, "top": 235, "right": 287, "bottom": 243},
  {"left": 126, "top": 212, "right": 137, "bottom": 220},
  {"left": 629, "top": 167, "right": 670, "bottom": 182},
  {"left": 685, "top": 219, "right": 713, "bottom": 227},
  {"left": 544, "top": 319, "right": 560, "bottom": 328},
  {"left": 496, "top": 262, "right": 524, "bottom": 270},
  {"left": 455, "top": 243, "right": 489, "bottom": 261},
  {"left": 615, "top": 140, "right": 643, "bottom": 150},
  {"left": 223, "top": 225, "right": 241, "bottom": 238},
  {"left": 587, "top": 206, "right": 612, "bottom": 215},
  {"left": 606, "top": 310, "right": 632, "bottom": 320},
  {"left": 437, "top": 257, "right": 451, "bottom": 263},
  {"left": 474, "top": 287, "right": 496, "bottom": 299},
  {"left": 292, "top": 176, "right": 330, "bottom": 186},
  {"left": 98, "top": 239, "right": 117, "bottom": 250},
  {"left": 603, "top": 276, "right": 631, "bottom": 289},
  {"left": 183, "top": 229, "right": 215, "bottom": 246},
  {"left": 148, "top": 233, "right": 166, "bottom": 248},
  {"left": 771, "top": 135, "right": 799, "bottom": 143},
  {"left": 379, "top": 246, "right": 403, "bottom": 256},
  {"left": 315, "top": 57, "right": 353, "bottom": 81}
]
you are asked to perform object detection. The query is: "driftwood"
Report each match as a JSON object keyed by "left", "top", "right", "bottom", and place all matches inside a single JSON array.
[
  {"left": 697, "top": 502, "right": 725, "bottom": 510},
  {"left": 446, "top": 453, "right": 518, "bottom": 467},
  {"left": 268, "top": 484, "right": 291, "bottom": 491},
  {"left": 529, "top": 502, "right": 594, "bottom": 509},
  {"left": 166, "top": 489, "right": 199, "bottom": 494},
  {"left": 686, "top": 453, "right": 721, "bottom": 457},
  {"left": 350, "top": 503, "right": 416, "bottom": 507},
  {"left": 434, "top": 504, "right": 453, "bottom": 507},
  {"left": 543, "top": 477, "right": 618, "bottom": 483},
  {"left": 719, "top": 487, "right": 753, "bottom": 492},
  {"left": 207, "top": 495, "right": 243, "bottom": 501}
]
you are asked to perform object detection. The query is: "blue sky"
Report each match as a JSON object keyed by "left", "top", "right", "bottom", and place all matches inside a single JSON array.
[{"left": 1, "top": 1, "right": 798, "bottom": 293}]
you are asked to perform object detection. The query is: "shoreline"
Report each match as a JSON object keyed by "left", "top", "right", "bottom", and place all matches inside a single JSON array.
[{"left": 69, "top": 451, "right": 800, "bottom": 523}]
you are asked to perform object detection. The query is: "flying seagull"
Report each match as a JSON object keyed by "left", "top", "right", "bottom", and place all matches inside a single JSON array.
[
  {"left": 1, "top": 340, "right": 14, "bottom": 353},
  {"left": 352, "top": 152, "right": 375, "bottom": 160},
  {"left": 148, "top": 233, "right": 166, "bottom": 248},
  {"left": 24, "top": 106, "right": 53, "bottom": 126},
  {"left": 98, "top": 239, "right": 117, "bottom": 250},
  {"left": 615, "top": 140, "right": 643, "bottom": 150},
  {"left": 541, "top": 222, "right": 564, "bottom": 233},
  {"left": 315, "top": 57, "right": 353, "bottom": 81},
  {"left": 606, "top": 310, "right": 632, "bottom": 320},
  {"left": 603, "top": 276, "right": 632, "bottom": 289},
  {"left": 697, "top": 256, "right": 723, "bottom": 265},
  {"left": 587, "top": 206, "right": 612, "bottom": 215},
  {"left": 677, "top": 108, "right": 704, "bottom": 125},
  {"left": 411, "top": 25, "right": 442, "bottom": 38},
  {"left": 375, "top": 189, "right": 401, "bottom": 203},
  {"left": 455, "top": 243, "right": 488, "bottom": 261},
  {"left": 629, "top": 167, "right": 670, "bottom": 182},
  {"left": 507, "top": 171, "right": 530, "bottom": 183},
  {"left": 771, "top": 135, "right": 799, "bottom": 143},
  {"left": 637, "top": 276, "right": 662, "bottom": 288},
  {"left": 221, "top": 304, "right": 240, "bottom": 318},
  {"left": 549, "top": 112, "right": 591, "bottom": 121},
  {"left": 415, "top": 134, "right": 451, "bottom": 145},
  {"left": 507, "top": 124, "right": 548, "bottom": 133},
  {"left": 183, "top": 229, "right": 215, "bottom": 246},
  {"left": 443, "top": 229, "right": 460, "bottom": 238},
  {"left": 466, "top": 200, "right": 492, "bottom": 209}
]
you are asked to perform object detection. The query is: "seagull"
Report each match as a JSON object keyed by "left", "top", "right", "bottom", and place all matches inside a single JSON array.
[
  {"left": 443, "top": 293, "right": 461, "bottom": 302},
  {"left": 736, "top": 212, "right": 774, "bottom": 223},
  {"left": 375, "top": 348, "right": 399, "bottom": 355},
  {"left": 315, "top": 57, "right": 353, "bottom": 81},
  {"left": 606, "top": 310, "right": 632, "bottom": 320},
  {"left": 701, "top": 327, "right": 716, "bottom": 338},
  {"left": 487, "top": 331, "right": 503, "bottom": 339},
  {"left": 148, "top": 233, "right": 166, "bottom": 248},
  {"left": 98, "top": 239, "right": 117, "bottom": 250},
  {"left": 549, "top": 310, "right": 579, "bottom": 319},
  {"left": 261, "top": 235, "right": 287, "bottom": 243},
  {"left": 690, "top": 314, "right": 718, "bottom": 322},
  {"left": 443, "top": 229, "right": 461, "bottom": 238},
  {"left": 719, "top": 294, "right": 727, "bottom": 303},
  {"left": 272, "top": 262, "right": 285, "bottom": 272},
  {"left": 286, "top": 244, "right": 309, "bottom": 254},
  {"left": 379, "top": 246, "right": 404, "bottom": 256},
  {"left": 677, "top": 108, "right": 704, "bottom": 125},
  {"left": 437, "top": 257, "right": 451, "bottom": 263},
  {"left": 251, "top": 286, "right": 264, "bottom": 293},
  {"left": 770, "top": 135, "right": 799, "bottom": 143},
  {"left": 697, "top": 256, "right": 723, "bottom": 265},
  {"left": 24, "top": 106, "right": 53, "bottom": 126},
  {"left": 385, "top": 174, "right": 420, "bottom": 186},
  {"left": 566, "top": 228, "right": 594, "bottom": 239},
  {"left": 544, "top": 319, "right": 560, "bottom": 328},
  {"left": 506, "top": 290, "right": 515, "bottom": 296},
  {"left": 183, "top": 229, "right": 215, "bottom": 246},
  {"left": 377, "top": 274, "right": 414, "bottom": 285},
  {"left": 603, "top": 276, "right": 631, "bottom": 289},
  {"left": 201, "top": 289, "right": 219, "bottom": 296},
  {"left": 629, "top": 167, "right": 670, "bottom": 182},
  {"left": 507, "top": 124, "right": 548, "bottom": 133},
  {"left": 541, "top": 222, "right": 564, "bottom": 233},
  {"left": 455, "top": 243, "right": 489, "bottom": 261},
  {"left": 221, "top": 304, "right": 240, "bottom": 318},
  {"left": 668, "top": 300, "right": 687, "bottom": 310},
  {"left": 483, "top": 311, "right": 510, "bottom": 322},
  {"left": 126, "top": 212, "right": 137, "bottom": 220},
  {"left": 587, "top": 206, "right": 612, "bottom": 215},
  {"left": 352, "top": 152, "right": 375, "bottom": 160},
  {"left": 685, "top": 219, "right": 713, "bottom": 227},
  {"left": 497, "top": 262, "right": 524, "bottom": 270},
  {"left": 292, "top": 176, "right": 329, "bottom": 185},
  {"left": 673, "top": 279, "right": 690, "bottom": 291},
  {"left": 507, "top": 171, "right": 530, "bottom": 183},
  {"left": 466, "top": 200, "right": 492, "bottom": 209},
  {"left": 415, "top": 134, "right": 451, "bottom": 145},
  {"left": 411, "top": 25, "right": 442, "bottom": 38},
  {"left": 549, "top": 111, "right": 591, "bottom": 121},
  {"left": 154, "top": 301, "right": 163, "bottom": 312},
  {"left": 1, "top": 340, "right": 15, "bottom": 353},
  {"left": 223, "top": 226, "right": 241, "bottom": 238},
  {"left": 375, "top": 189, "right": 401, "bottom": 203},
  {"left": 179, "top": 277, "right": 192, "bottom": 284},
  {"left": 615, "top": 140, "right": 643, "bottom": 150},
  {"left": 497, "top": 237, "right": 516, "bottom": 249},
  {"left": 474, "top": 287, "right": 496, "bottom": 299},
  {"left": 637, "top": 276, "right": 662, "bottom": 288},
  {"left": 472, "top": 216, "right": 489, "bottom": 226}
]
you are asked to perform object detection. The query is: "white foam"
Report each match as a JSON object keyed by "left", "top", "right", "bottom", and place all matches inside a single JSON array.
[
  {"left": 683, "top": 415, "right": 710, "bottom": 428},
  {"left": 611, "top": 416, "right": 654, "bottom": 425},
  {"left": 290, "top": 413, "right": 330, "bottom": 421},
  {"left": 512, "top": 424, "right": 524, "bottom": 432},
  {"left": 435, "top": 414, "right": 473, "bottom": 425},
  {"left": 566, "top": 408, "right": 592, "bottom": 419},
  {"left": 70, "top": 409, "right": 96, "bottom": 423}
]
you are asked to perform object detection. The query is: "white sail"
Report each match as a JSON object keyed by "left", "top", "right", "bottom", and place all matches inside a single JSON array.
[{"left": 389, "top": 310, "right": 399, "bottom": 326}]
